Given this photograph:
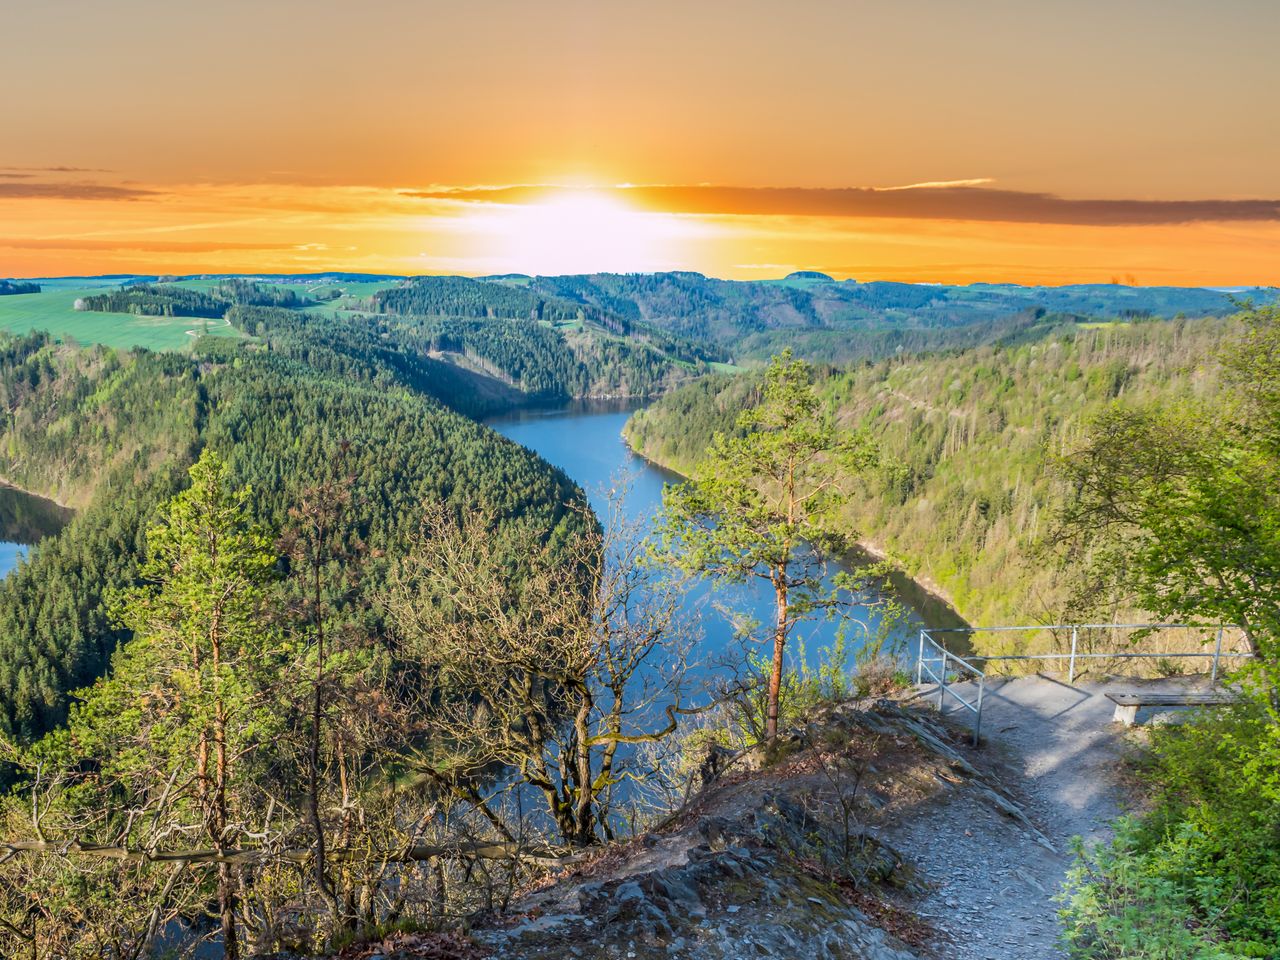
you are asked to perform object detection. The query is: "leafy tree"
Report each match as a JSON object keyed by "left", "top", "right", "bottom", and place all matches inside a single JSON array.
[
  {"left": 387, "top": 497, "right": 691, "bottom": 848},
  {"left": 627, "top": 317, "right": 1244, "bottom": 635},
  {"left": 657, "top": 350, "right": 886, "bottom": 741},
  {"left": 93, "top": 449, "right": 278, "bottom": 960},
  {"left": 1056, "top": 305, "right": 1280, "bottom": 957},
  {"left": 1055, "top": 305, "right": 1280, "bottom": 698}
]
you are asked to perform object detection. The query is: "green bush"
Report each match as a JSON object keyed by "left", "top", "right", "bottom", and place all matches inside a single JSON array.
[{"left": 1060, "top": 705, "right": 1280, "bottom": 958}]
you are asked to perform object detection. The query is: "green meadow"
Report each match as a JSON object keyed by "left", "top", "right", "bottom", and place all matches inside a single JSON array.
[{"left": 0, "top": 279, "right": 242, "bottom": 351}]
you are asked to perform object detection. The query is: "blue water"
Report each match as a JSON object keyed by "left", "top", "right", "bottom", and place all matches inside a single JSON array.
[
  {"left": 0, "top": 542, "right": 26, "bottom": 575},
  {"left": 489, "top": 402, "right": 922, "bottom": 681},
  {"left": 0, "top": 484, "right": 72, "bottom": 576}
]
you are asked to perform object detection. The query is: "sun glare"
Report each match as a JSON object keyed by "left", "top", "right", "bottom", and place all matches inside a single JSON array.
[{"left": 455, "top": 188, "right": 705, "bottom": 275}]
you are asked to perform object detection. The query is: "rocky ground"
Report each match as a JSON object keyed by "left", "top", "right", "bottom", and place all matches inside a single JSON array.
[
  {"left": 347, "top": 676, "right": 1212, "bottom": 960},
  {"left": 471, "top": 677, "right": 1150, "bottom": 960},
  {"left": 892, "top": 674, "right": 1218, "bottom": 960}
]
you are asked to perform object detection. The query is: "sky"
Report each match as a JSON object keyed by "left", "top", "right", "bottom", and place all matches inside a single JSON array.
[{"left": 2, "top": 0, "right": 1278, "bottom": 284}]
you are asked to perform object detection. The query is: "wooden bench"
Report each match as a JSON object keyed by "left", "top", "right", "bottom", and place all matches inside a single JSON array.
[{"left": 1105, "top": 690, "right": 1240, "bottom": 727}]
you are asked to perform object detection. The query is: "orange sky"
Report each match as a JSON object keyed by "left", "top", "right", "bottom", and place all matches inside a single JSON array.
[{"left": 3, "top": 0, "right": 1279, "bottom": 283}]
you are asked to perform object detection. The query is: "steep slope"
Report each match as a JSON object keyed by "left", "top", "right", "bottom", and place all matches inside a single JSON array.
[
  {"left": 625, "top": 318, "right": 1231, "bottom": 635},
  {"left": 0, "top": 332, "right": 583, "bottom": 743},
  {"left": 531, "top": 272, "right": 1276, "bottom": 363},
  {"left": 474, "top": 692, "right": 1109, "bottom": 960}
]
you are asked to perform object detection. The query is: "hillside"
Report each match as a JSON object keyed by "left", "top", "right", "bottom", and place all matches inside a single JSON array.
[
  {"left": 6, "top": 272, "right": 1274, "bottom": 372},
  {"left": 473, "top": 684, "right": 1127, "bottom": 960},
  {"left": 625, "top": 318, "right": 1233, "bottom": 637},
  {"left": 0, "top": 276, "right": 717, "bottom": 407},
  {"left": 0, "top": 330, "right": 584, "bottom": 744},
  {"left": 527, "top": 272, "right": 1276, "bottom": 363}
]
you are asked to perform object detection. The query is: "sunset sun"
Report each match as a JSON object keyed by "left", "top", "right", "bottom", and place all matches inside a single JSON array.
[{"left": 459, "top": 188, "right": 707, "bottom": 276}]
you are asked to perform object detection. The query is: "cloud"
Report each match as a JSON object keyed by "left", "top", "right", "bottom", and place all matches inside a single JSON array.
[
  {"left": 873, "top": 178, "right": 995, "bottom": 191},
  {"left": 0, "top": 237, "right": 297, "bottom": 253},
  {"left": 0, "top": 182, "right": 157, "bottom": 201},
  {"left": 405, "top": 183, "right": 1280, "bottom": 226},
  {"left": 0, "top": 165, "right": 113, "bottom": 173}
]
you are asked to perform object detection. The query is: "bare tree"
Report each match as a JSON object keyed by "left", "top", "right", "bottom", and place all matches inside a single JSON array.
[{"left": 386, "top": 489, "right": 695, "bottom": 848}]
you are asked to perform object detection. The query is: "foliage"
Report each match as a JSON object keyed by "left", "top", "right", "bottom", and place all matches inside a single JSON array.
[
  {"left": 49, "top": 451, "right": 280, "bottom": 960},
  {"left": 374, "top": 275, "right": 593, "bottom": 323},
  {"left": 1057, "top": 306, "right": 1280, "bottom": 958},
  {"left": 0, "top": 328, "right": 583, "bottom": 750},
  {"left": 1060, "top": 706, "right": 1280, "bottom": 958},
  {"left": 629, "top": 318, "right": 1237, "bottom": 636},
  {"left": 213, "top": 278, "right": 312, "bottom": 309},
  {"left": 78, "top": 283, "right": 228, "bottom": 319},
  {"left": 0, "top": 281, "right": 40, "bottom": 296},
  {"left": 529, "top": 272, "right": 1273, "bottom": 364},
  {"left": 657, "top": 350, "right": 893, "bottom": 740},
  {"left": 1054, "top": 305, "right": 1280, "bottom": 694},
  {"left": 386, "top": 497, "right": 690, "bottom": 848}
]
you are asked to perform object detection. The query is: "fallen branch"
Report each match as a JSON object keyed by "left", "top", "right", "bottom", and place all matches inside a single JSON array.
[{"left": 0, "top": 838, "right": 587, "bottom": 869}]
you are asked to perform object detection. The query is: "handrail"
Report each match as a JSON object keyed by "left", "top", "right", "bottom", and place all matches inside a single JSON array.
[
  {"left": 914, "top": 622, "right": 1249, "bottom": 746},
  {"left": 916, "top": 633, "right": 986, "bottom": 745}
]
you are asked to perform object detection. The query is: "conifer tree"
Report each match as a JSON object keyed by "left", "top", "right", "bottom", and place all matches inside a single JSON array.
[
  {"left": 101, "top": 449, "right": 278, "bottom": 960},
  {"left": 658, "top": 350, "right": 883, "bottom": 741}
]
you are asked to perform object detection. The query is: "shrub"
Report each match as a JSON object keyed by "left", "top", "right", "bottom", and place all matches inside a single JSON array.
[{"left": 1060, "top": 704, "right": 1280, "bottom": 958}]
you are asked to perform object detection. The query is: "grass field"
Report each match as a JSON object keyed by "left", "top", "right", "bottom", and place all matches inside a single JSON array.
[{"left": 0, "top": 279, "right": 243, "bottom": 351}]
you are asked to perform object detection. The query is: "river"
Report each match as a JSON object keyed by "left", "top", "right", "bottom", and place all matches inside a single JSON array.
[
  {"left": 489, "top": 400, "right": 958, "bottom": 681},
  {"left": 0, "top": 483, "right": 72, "bottom": 577}
]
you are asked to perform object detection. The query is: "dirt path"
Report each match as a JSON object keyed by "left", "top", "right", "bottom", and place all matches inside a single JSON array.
[
  {"left": 884, "top": 676, "right": 1212, "bottom": 959},
  {"left": 901, "top": 678, "right": 1127, "bottom": 959},
  {"left": 184, "top": 315, "right": 234, "bottom": 338}
]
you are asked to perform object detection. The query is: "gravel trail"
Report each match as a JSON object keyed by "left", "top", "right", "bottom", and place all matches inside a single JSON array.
[{"left": 882, "top": 676, "right": 1207, "bottom": 959}]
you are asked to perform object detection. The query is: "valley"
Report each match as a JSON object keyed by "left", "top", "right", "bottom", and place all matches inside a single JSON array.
[{"left": 0, "top": 271, "right": 1274, "bottom": 959}]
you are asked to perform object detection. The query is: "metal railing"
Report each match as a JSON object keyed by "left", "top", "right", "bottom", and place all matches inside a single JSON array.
[
  {"left": 915, "top": 623, "right": 1251, "bottom": 746},
  {"left": 916, "top": 632, "right": 987, "bottom": 745}
]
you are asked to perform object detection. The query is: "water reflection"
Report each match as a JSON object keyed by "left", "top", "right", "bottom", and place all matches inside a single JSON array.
[
  {"left": 0, "top": 483, "right": 73, "bottom": 575},
  {"left": 487, "top": 401, "right": 961, "bottom": 678}
]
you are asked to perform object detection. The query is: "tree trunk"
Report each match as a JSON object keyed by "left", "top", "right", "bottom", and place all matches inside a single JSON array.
[
  {"left": 307, "top": 560, "right": 341, "bottom": 920},
  {"left": 210, "top": 588, "right": 238, "bottom": 960},
  {"left": 766, "top": 576, "right": 789, "bottom": 741},
  {"left": 218, "top": 862, "right": 239, "bottom": 960},
  {"left": 571, "top": 687, "right": 595, "bottom": 847}
]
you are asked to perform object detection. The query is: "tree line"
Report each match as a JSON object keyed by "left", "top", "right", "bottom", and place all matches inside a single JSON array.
[
  {"left": 77, "top": 281, "right": 312, "bottom": 319},
  {"left": 626, "top": 316, "right": 1240, "bottom": 630}
]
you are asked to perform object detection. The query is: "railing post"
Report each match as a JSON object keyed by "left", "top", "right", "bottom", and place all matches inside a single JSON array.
[
  {"left": 937, "top": 650, "right": 947, "bottom": 713},
  {"left": 1068, "top": 626, "right": 1079, "bottom": 685},
  {"left": 917, "top": 630, "right": 926, "bottom": 685},
  {"left": 973, "top": 673, "right": 985, "bottom": 747},
  {"left": 1211, "top": 626, "right": 1224, "bottom": 686}
]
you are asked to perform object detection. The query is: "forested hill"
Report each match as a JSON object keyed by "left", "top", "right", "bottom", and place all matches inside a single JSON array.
[
  {"left": 0, "top": 331, "right": 583, "bottom": 743},
  {"left": 0, "top": 276, "right": 717, "bottom": 408},
  {"left": 524, "top": 272, "right": 1277, "bottom": 364},
  {"left": 624, "top": 317, "right": 1235, "bottom": 635},
  {"left": 12, "top": 273, "right": 1274, "bottom": 378}
]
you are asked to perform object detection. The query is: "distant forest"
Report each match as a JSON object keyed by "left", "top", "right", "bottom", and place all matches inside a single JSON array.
[
  {"left": 625, "top": 317, "right": 1238, "bottom": 632},
  {"left": 0, "top": 280, "right": 40, "bottom": 296}
]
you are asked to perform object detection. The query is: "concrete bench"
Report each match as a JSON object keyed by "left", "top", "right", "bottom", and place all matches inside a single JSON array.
[{"left": 1105, "top": 690, "right": 1240, "bottom": 727}]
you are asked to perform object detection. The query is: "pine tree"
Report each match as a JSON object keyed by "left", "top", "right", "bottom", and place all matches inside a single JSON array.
[
  {"left": 658, "top": 350, "right": 882, "bottom": 741},
  {"left": 105, "top": 449, "right": 279, "bottom": 960}
]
